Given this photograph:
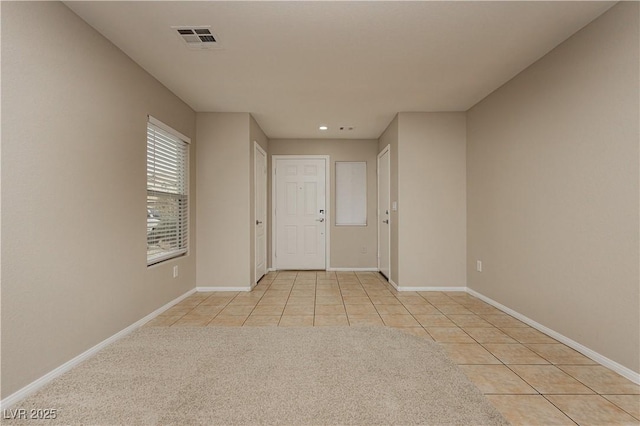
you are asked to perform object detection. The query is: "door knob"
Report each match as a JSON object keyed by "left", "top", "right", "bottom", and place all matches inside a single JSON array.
[
  {"left": 383, "top": 219, "right": 389, "bottom": 224},
  {"left": 256, "top": 220, "right": 263, "bottom": 225},
  {"left": 316, "top": 218, "right": 325, "bottom": 222}
]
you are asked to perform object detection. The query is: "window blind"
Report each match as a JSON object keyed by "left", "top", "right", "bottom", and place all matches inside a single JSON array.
[
  {"left": 146, "top": 120, "right": 189, "bottom": 265},
  {"left": 335, "top": 161, "right": 367, "bottom": 226}
]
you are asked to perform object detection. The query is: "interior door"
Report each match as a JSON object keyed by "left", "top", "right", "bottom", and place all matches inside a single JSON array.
[
  {"left": 254, "top": 143, "right": 267, "bottom": 283},
  {"left": 378, "top": 146, "right": 391, "bottom": 280},
  {"left": 274, "top": 157, "right": 326, "bottom": 270}
]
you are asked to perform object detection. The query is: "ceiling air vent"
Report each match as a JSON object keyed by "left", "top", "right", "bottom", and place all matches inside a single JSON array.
[{"left": 173, "top": 26, "right": 220, "bottom": 50}]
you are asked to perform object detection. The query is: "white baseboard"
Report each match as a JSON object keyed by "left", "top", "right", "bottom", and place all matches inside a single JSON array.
[
  {"left": 466, "top": 288, "right": 640, "bottom": 385},
  {"left": 0, "top": 287, "right": 197, "bottom": 410},
  {"left": 196, "top": 286, "right": 251, "bottom": 292},
  {"left": 327, "top": 267, "right": 379, "bottom": 272},
  {"left": 384, "top": 278, "right": 464, "bottom": 293},
  {"left": 268, "top": 268, "right": 379, "bottom": 273},
  {"left": 399, "top": 286, "right": 467, "bottom": 292}
]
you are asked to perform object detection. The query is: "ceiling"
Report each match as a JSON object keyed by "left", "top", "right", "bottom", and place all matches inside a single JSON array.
[{"left": 65, "top": 1, "right": 614, "bottom": 139}]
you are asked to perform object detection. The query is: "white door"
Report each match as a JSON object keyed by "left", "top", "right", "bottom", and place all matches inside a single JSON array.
[
  {"left": 274, "top": 157, "right": 327, "bottom": 270},
  {"left": 254, "top": 143, "right": 267, "bottom": 284},
  {"left": 378, "top": 146, "right": 391, "bottom": 280}
]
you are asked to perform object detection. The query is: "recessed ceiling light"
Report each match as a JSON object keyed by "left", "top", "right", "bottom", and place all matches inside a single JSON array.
[{"left": 319, "top": 126, "right": 328, "bottom": 131}]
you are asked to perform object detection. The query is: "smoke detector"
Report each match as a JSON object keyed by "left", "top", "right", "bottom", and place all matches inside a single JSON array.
[{"left": 172, "top": 26, "right": 220, "bottom": 50}]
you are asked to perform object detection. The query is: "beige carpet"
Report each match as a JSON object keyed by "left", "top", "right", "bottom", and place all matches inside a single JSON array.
[{"left": 8, "top": 327, "right": 508, "bottom": 425}]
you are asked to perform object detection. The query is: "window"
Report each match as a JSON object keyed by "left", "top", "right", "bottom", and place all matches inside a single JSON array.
[
  {"left": 146, "top": 117, "right": 190, "bottom": 265},
  {"left": 335, "top": 161, "right": 367, "bottom": 226}
]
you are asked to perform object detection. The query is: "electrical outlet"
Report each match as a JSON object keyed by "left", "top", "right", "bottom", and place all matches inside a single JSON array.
[
  {"left": 361, "top": 246, "right": 367, "bottom": 254},
  {"left": 476, "top": 260, "right": 482, "bottom": 272},
  {"left": 173, "top": 265, "right": 179, "bottom": 278}
]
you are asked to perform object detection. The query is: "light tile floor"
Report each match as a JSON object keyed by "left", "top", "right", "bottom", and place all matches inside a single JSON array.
[{"left": 146, "top": 270, "right": 640, "bottom": 425}]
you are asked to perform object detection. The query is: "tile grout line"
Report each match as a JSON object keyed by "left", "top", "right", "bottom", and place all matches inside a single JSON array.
[
  {"left": 272, "top": 271, "right": 296, "bottom": 326},
  {"left": 182, "top": 292, "right": 236, "bottom": 327},
  {"left": 538, "top": 394, "right": 584, "bottom": 426},
  {"left": 209, "top": 292, "right": 250, "bottom": 326},
  {"left": 248, "top": 270, "right": 294, "bottom": 326},
  {"left": 340, "top": 275, "right": 352, "bottom": 326}
]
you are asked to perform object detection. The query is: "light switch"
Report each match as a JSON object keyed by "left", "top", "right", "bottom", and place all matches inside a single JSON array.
[{"left": 392, "top": 201, "right": 398, "bottom": 211}]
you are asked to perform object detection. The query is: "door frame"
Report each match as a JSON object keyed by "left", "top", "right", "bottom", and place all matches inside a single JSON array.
[
  {"left": 377, "top": 144, "right": 391, "bottom": 279},
  {"left": 254, "top": 141, "right": 267, "bottom": 286},
  {"left": 271, "top": 155, "right": 331, "bottom": 271}
]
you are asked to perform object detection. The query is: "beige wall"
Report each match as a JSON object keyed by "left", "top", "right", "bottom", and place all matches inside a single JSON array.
[
  {"left": 467, "top": 2, "right": 639, "bottom": 373},
  {"left": 197, "top": 114, "right": 268, "bottom": 288},
  {"left": 268, "top": 139, "right": 379, "bottom": 269},
  {"left": 196, "top": 113, "right": 251, "bottom": 288},
  {"left": 378, "top": 116, "right": 399, "bottom": 283},
  {"left": 1, "top": 1, "right": 197, "bottom": 398},
  {"left": 249, "top": 116, "right": 269, "bottom": 284},
  {"left": 398, "top": 113, "right": 467, "bottom": 288}
]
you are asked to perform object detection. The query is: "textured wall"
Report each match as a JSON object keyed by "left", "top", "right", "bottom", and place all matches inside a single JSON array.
[
  {"left": 196, "top": 113, "right": 251, "bottom": 288},
  {"left": 467, "top": 2, "right": 639, "bottom": 373},
  {"left": 398, "top": 113, "right": 467, "bottom": 288},
  {"left": 2, "top": 1, "right": 197, "bottom": 398}
]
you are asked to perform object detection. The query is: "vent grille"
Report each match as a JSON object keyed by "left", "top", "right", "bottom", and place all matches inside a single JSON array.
[{"left": 173, "top": 26, "right": 219, "bottom": 50}]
